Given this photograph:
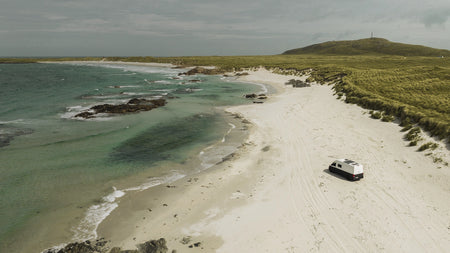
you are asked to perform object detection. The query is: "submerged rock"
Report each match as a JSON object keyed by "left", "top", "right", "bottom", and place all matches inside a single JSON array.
[{"left": 0, "top": 126, "right": 33, "bottom": 147}]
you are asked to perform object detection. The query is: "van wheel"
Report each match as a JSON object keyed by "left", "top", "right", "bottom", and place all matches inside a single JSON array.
[{"left": 329, "top": 167, "right": 334, "bottom": 173}]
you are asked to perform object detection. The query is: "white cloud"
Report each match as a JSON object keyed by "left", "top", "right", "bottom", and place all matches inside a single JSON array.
[{"left": 1, "top": 0, "right": 449, "bottom": 56}]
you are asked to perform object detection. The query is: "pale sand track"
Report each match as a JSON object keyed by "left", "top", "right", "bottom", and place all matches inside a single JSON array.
[{"left": 99, "top": 68, "right": 450, "bottom": 253}]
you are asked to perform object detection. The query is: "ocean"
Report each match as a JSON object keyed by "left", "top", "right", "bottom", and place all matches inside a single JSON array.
[{"left": 0, "top": 62, "right": 262, "bottom": 252}]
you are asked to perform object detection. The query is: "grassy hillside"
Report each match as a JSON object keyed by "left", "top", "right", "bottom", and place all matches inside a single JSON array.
[{"left": 282, "top": 38, "right": 450, "bottom": 57}]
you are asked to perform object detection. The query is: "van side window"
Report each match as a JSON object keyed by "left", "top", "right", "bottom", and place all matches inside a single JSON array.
[
  {"left": 338, "top": 164, "right": 342, "bottom": 168},
  {"left": 332, "top": 163, "right": 336, "bottom": 166}
]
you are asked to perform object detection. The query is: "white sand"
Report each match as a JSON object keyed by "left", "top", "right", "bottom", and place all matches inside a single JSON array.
[{"left": 99, "top": 68, "right": 450, "bottom": 252}]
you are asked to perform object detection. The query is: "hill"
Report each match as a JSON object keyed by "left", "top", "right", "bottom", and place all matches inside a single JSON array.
[{"left": 282, "top": 38, "right": 450, "bottom": 57}]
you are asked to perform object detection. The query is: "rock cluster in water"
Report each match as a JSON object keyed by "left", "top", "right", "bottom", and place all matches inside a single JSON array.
[
  {"left": 244, "top": 93, "right": 267, "bottom": 103},
  {"left": 244, "top": 93, "right": 267, "bottom": 99},
  {"left": 75, "top": 98, "right": 167, "bottom": 119},
  {"left": 44, "top": 238, "right": 170, "bottom": 253}
]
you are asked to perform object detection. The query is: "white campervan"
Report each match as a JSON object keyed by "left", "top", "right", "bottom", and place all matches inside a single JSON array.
[{"left": 329, "top": 159, "right": 364, "bottom": 181}]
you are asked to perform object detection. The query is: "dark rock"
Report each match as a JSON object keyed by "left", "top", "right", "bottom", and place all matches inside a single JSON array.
[
  {"left": 245, "top": 93, "right": 267, "bottom": 99},
  {"left": 253, "top": 101, "right": 264, "bottom": 104},
  {"left": 149, "top": 98, "right": 167, "bottom": 107},
  {"left": 235, "top": 72, "right": 249, "bottom": 76},
  {"left": 44, "top": 238, "right": 170, "bottom": 253},
  {"left": 138, "top": 238, "right": 168, "bottom": 253},
  {"left": 43, "top": 238, "right": 108, "bottom": 253},
  {"left": 74, "top": 112, "right": 95, "bottom": 119},
  {"left": 187, "top": 242, "right": 201, "bottom": 249},
  {"left": 127, "top": 98, "right": 147, "bottom": 105},
  {"left": 180, "top": 67, "right": 224, "bottom": 76},
  {"left": 75, "top": 98, "right": 167, "bottom": 118}
]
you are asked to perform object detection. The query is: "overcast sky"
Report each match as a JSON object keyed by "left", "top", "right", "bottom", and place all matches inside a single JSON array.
[{"left": 1, "top": 0, "right": 449, "bottom": 56}]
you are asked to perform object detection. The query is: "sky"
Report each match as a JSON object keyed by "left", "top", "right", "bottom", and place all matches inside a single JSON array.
[{"left": 1, "top": 0, "right": 449, "bottom": 57}]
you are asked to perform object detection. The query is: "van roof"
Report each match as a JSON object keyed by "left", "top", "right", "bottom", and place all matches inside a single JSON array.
[{"left": 336, "top": 158, "right": 361, "bottom": 166}]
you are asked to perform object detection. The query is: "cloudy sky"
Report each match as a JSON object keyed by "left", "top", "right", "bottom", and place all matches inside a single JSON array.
[{"left": 1, "top": 0, "right": 449, "bottom": 56}]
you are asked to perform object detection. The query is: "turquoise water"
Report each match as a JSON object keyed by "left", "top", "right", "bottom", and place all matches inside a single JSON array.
[{"left": 0, "top": 62, "right": 260, "bottom": 252}]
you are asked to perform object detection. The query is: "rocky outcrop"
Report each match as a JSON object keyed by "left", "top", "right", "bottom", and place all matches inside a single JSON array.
[
  {"left": 138, "top": 238, "right": 168, "bottom": 253},
  {"left": 75, "top": 98, "right": 167, "bottom": 119},
  {"left": 43, "top": 238, "right": 169, "bottom": 253},
  {"left": 244, "top": 93, "right": 267, "bottom": 99},
  {"left": 285, "top": 79, "right": 311, "bottom": 88},
  {"left": 43, "top": 238, "right": 108, "bottom": 253},
  {"left": 179, "top": 67, "right": 224, "bottom": 76}
]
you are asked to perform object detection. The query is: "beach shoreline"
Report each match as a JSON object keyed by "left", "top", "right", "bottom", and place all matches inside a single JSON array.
[
  {"left": 95, "top": 67, "right": 450, "bottom": 252},
  {"left": 2, "top": 61, "right": 261, "bottom": 253},
  {"left": 39, "top": 60, "right": 177, "bottom": 68}
]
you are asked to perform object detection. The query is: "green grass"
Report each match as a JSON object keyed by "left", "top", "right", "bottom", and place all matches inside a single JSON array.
[
  {"left": 381, "top": 114, "right": 395, "bottom": 122},
  {"left": 370, "top": 111, "right": 382, "bottom": 119},
  {"left": 405, "top": 127, "right": 423, "bottom": 146},
  {"left": 418, "top": 142, "right": 439, "bottom": 152},
  {"left": 282, "top": 38, "right": 450, "bottom": 57}
]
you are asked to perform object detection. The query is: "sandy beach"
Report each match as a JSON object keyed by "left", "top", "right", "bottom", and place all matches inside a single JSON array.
[{"left": 97, "top": 68, "right": 450, "bottom": 252}]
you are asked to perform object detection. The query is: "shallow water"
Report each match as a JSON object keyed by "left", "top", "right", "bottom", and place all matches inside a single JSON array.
[{"left": 0, "top": 62, "right": 261, "bottom": 252}]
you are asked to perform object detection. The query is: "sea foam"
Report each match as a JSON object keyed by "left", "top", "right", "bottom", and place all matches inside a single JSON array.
[{"left": 72, "top": 171, "right": 185, "bottom": 242}]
